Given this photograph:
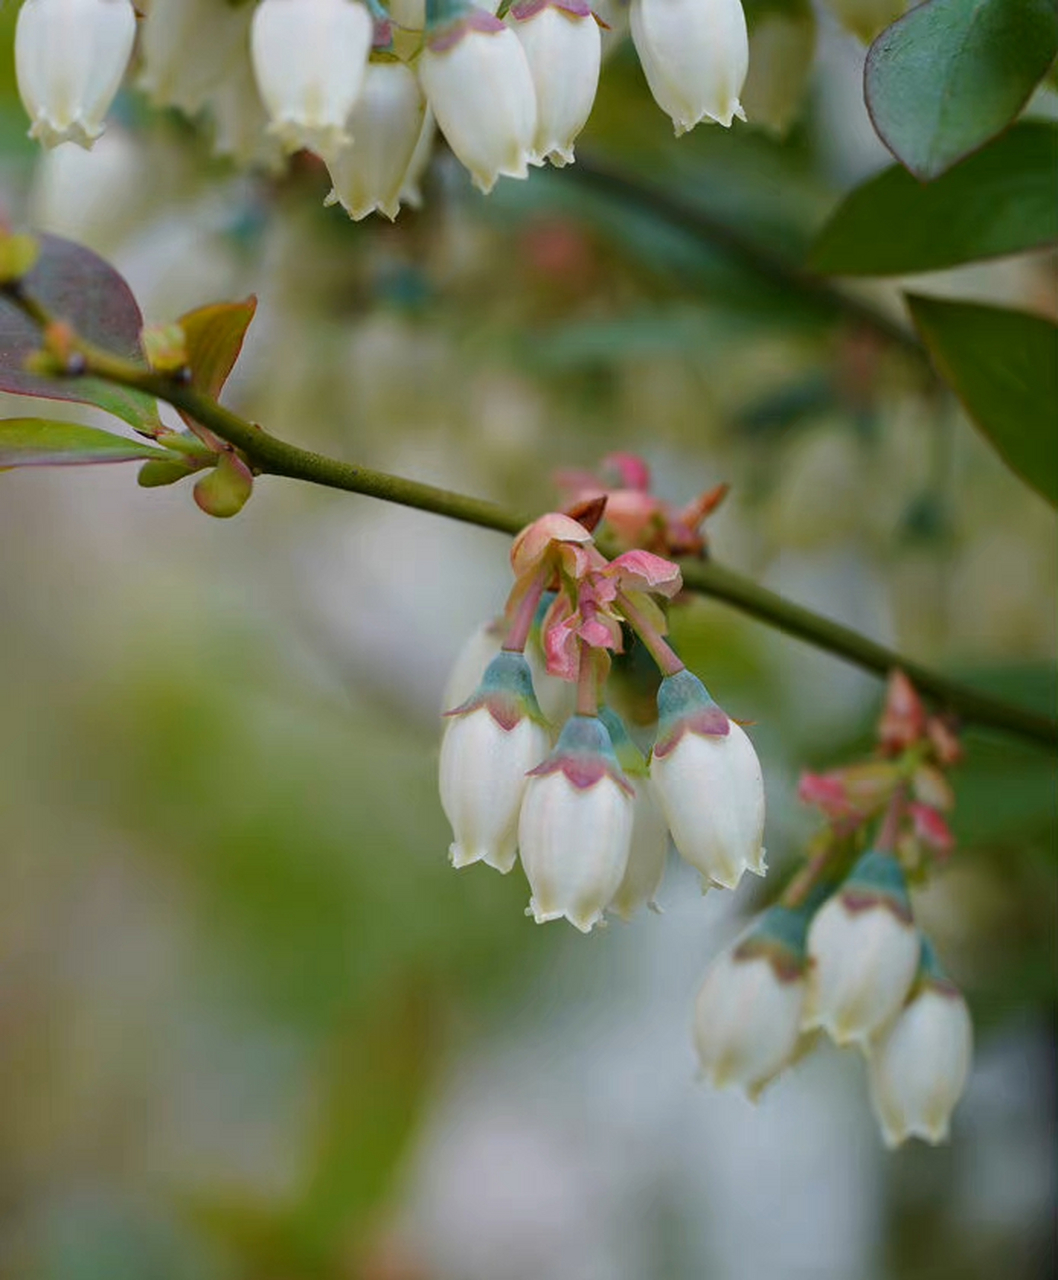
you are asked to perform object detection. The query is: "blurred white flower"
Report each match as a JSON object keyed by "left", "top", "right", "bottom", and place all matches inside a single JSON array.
[
  {"left": 694, "top": 903, "right": 814, "bottom": 1098},
  {"left": 803, "top": 850, "right": 920, "bottom": 1050},
  {"left": 399, "top": 109, "right": 438, "bottom": 209},
  {"left": 442, "top": 619, "right": 505, "bottom": 713},
  {"left": 30, "top": 128, "right": 144, "bottom": 251},
  {"left": 630, "top": 0, "right": 748, "bottom": 133},
  {"left": 649, "top": 671, "right": 765, "bottom": 891},
  {"left": 325, "top": 60, "right": 427, "bottom": 221},
  {"left": 869, "top": 947, "right": 973, "bottom": 1147},
  {"left": 823, "top": 0, "right": 906, "bottom": 44},
  {"left": 250, "top": 0, "right": 373, "bottom": 161},
  {"left": 205, "top": 52, "right": 286, "bottom": 172},
  {"left": 512, "top": 0, "right": 601, "bottom": 167},
  {"left": 419, "top": 6, "right": 538, "bottom": 193},
  {"left": 139, "top": 0, "right": 253, "bottom": 115},
  {"left": 525, "top": 634, "right": 578, "bottom": 728},
  {"left": 609, "top": 778, "right": 669, "bottom": 921},
  {"left": 519, "top": 715, "right": 634, "bottom": 931},
  {"left": 741, "top": 7, "right": 816, "bottom": 137},
  {"left": 16, "top": 0, "right": 136, "bottom": 149},
  {"left": 440, "top": 652, "right": 550, "bottom": 873}
]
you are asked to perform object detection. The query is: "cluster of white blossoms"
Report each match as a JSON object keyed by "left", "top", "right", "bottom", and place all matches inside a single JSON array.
[
  {"left": 695, "top": 851, "right": 973, "bottom": 1146},
  {"left": 444, "top": 483, "right": 972, "bottom": 1147},
  {"left": 14, "top": 0, "right": 749, "bottom": 218},
  {"left": 694, "top": 673, "right": 974, "bottom": 1146},
  {"left": 440, "top": 510, "right": 765, "bottom": 933}
]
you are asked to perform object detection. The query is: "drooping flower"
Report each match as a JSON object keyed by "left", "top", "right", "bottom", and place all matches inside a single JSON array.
[
  {"left": 649, "top": 670, "right": 765, "bottom": 891},
  {"left": 15, "top": 0, "right": 136, "bottom": 149},
  {"left": 629, "top": 0, "right": 748, "bottom": 134},
  {"left": 868, "top": 941, "right": 973, "bottom": 1147},
  {"left": 398, "top": 109, "right": 437, "bottom": 209},
  {"left": 740, "top": 5, "right": 816, "bottom": 137},
  {"left": 418, "top": 0, "right": 538, "bottom": 193},
  {"left": 802, "top": 849, "right": 920, "bottom": 1050},
  {"left": 694, "top": 899, "right": 819, "bottom": 1098},
  {"left": 440, "top": 651, "right": 550, "bottom": 873},
  {"left": 250, "top": 0, "right": 374, "bottom": 161},
  {"left": 325, "top": 59, "right": 427, "bottom": 221},
  {"left": 600, "top": 707, "right": 669, "bottom": 920},
  {"left": 511, "top": 0, "right": 601, "bottom": 168},
  {"left": 519, "top": 714, "right": 634, "bottom": 931},
  {"left": 441, "top": 618, "right": 505, "bottom": 713},
  {"left": 138, "top": 0, "right": 253, "bottom": 116}
]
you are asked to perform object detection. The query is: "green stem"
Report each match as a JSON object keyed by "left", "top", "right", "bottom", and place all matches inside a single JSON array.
[
  {"left": 503, "top": 568, "right": 548, "bottom": 653},
  {"left": 6, "top": 286, "right": 1055, "bottom": 751},
  {"left": 615, "top": 591, "right": 685, "bottom": 679},
  {"left": 575, "top": 642, "right": 600, "bottom": 717},
  {"left": 676, "top": 559, "right": 1055, "bottom": 748}
]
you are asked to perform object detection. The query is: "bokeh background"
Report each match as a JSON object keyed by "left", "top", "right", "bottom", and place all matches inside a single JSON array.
[{"left": 0, "top": 9, "right": 1056, "bottom": 1280}]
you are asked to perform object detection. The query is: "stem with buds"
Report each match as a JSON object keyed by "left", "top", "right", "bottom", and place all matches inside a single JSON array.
[{"left": 2, "top": 281, "right": 1055, "bottom": 751}]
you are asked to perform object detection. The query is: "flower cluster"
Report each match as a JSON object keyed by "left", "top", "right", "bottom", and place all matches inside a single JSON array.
[
  {"left": 693, "top": 672, "right": 972, "bottom": 1147},
  {"left": 14, "top": 0, "right": 750, "bottom": 217},
  {"left": 440, "top": 503, "right": 765, "bottom": 932}
]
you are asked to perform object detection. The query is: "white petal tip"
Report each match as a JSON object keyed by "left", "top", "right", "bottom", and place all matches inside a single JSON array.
[
  {"left": 449, "top": 843, "right": 516, "bottom": 874},
  {"left": 528, "top": 898, "right": 604, "bottom": 932}
]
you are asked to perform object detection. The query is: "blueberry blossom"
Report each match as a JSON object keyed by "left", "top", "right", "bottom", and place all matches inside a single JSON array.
[
  {"left": 440, "top": 651, "right": 550, "bottom": 873},
  {"left": 519, "top": 714, "right": 635, "bottom": 931},
  {"left": 802, "top": 849, "right": 920, "bottom": 1050},
  {"left": 694, "top": 899, "right": 818, "bottom": 1098},
  {"left": 868, "top": 940, "right": 973, "bottom": 1147},
  {"left": 649, "top": 670, "right": 766, "bottom": 891},
  {"left": 15, "top": 0, "right": 136, "bottom": 149}
]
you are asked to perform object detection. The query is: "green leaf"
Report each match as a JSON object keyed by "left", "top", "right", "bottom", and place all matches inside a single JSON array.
[
  {"left": 0, "top": 418, "right": 170, "bottom": 468},
  {"left": 906, "top": 295, "right": 1058, "bottom": 505},
  {"left": 0, "top": 233, "right": 162, "bottom": 434},
  {"left": 811, "top": 121, "right": 1058, "bottom": 275},
  {"left": 865, "top": 0, "right": 1058, "bottom": 180}
]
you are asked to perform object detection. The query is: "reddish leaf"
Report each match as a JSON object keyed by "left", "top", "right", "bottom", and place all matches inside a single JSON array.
[
  {"left": 180, "top": 297, "right": 257, "bottom": 399},
  {"left": 0, "top": 233, "right": 161, "bottom": 434}
]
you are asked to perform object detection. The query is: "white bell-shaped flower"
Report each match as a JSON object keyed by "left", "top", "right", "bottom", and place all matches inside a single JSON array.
[
  {"left": 803, "top": 850, "right": 921, "bottom": 1050},
  {"left": 250, "top": 0, "right": 373, "bottom": 161},
  {"left": 511, "top": 0, "right": 601, "bottom": 167},
  {"left": 440, "top": 651, "right": 550, "bottom": 873},
  {"left": 442, "top": 619, "right": 504, "bottom": 713},
  {"left": 525, "top": 636, "right": 577, "bottom": 728},
  {"left": 206, "top": 52, "right": 286, "bottom": 172},
  {"left": 609, "top": 778, "right": 669, "bottom": 919},
  {"left": 15, "top": 0, "right": 136, "bottom": 149},
  {"left": 326, "top": 60, "right": 427, "bottom": 221},
  {"left": 419, "top": 0, "right": 538, "bottom": 193},
  {"left": 630, "top": 0, "right": 748, "bottom": 133},
  {"left": 519, "top": 715, "right": 634, "bottom": 932},
  {"left": 599, "top": 709, "right": 668, "bottom": 920},
  {"left": 399, "top": 109, "right": 437, "bottom": 209},
  {"left": 649, "top": 671, "right": 765, "bottom": 891},
  {"left": 741, "top": 6, "right": 815, "bottom": 137},
  {"left": 694, "top": 901, "right": 816, "bottom": 1098},
  {"left": 868, "top": 943, "right": 973, "bottom": 1147},
  {"left": 139, "top": 0, "right": 253, "bottom": 115}
]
